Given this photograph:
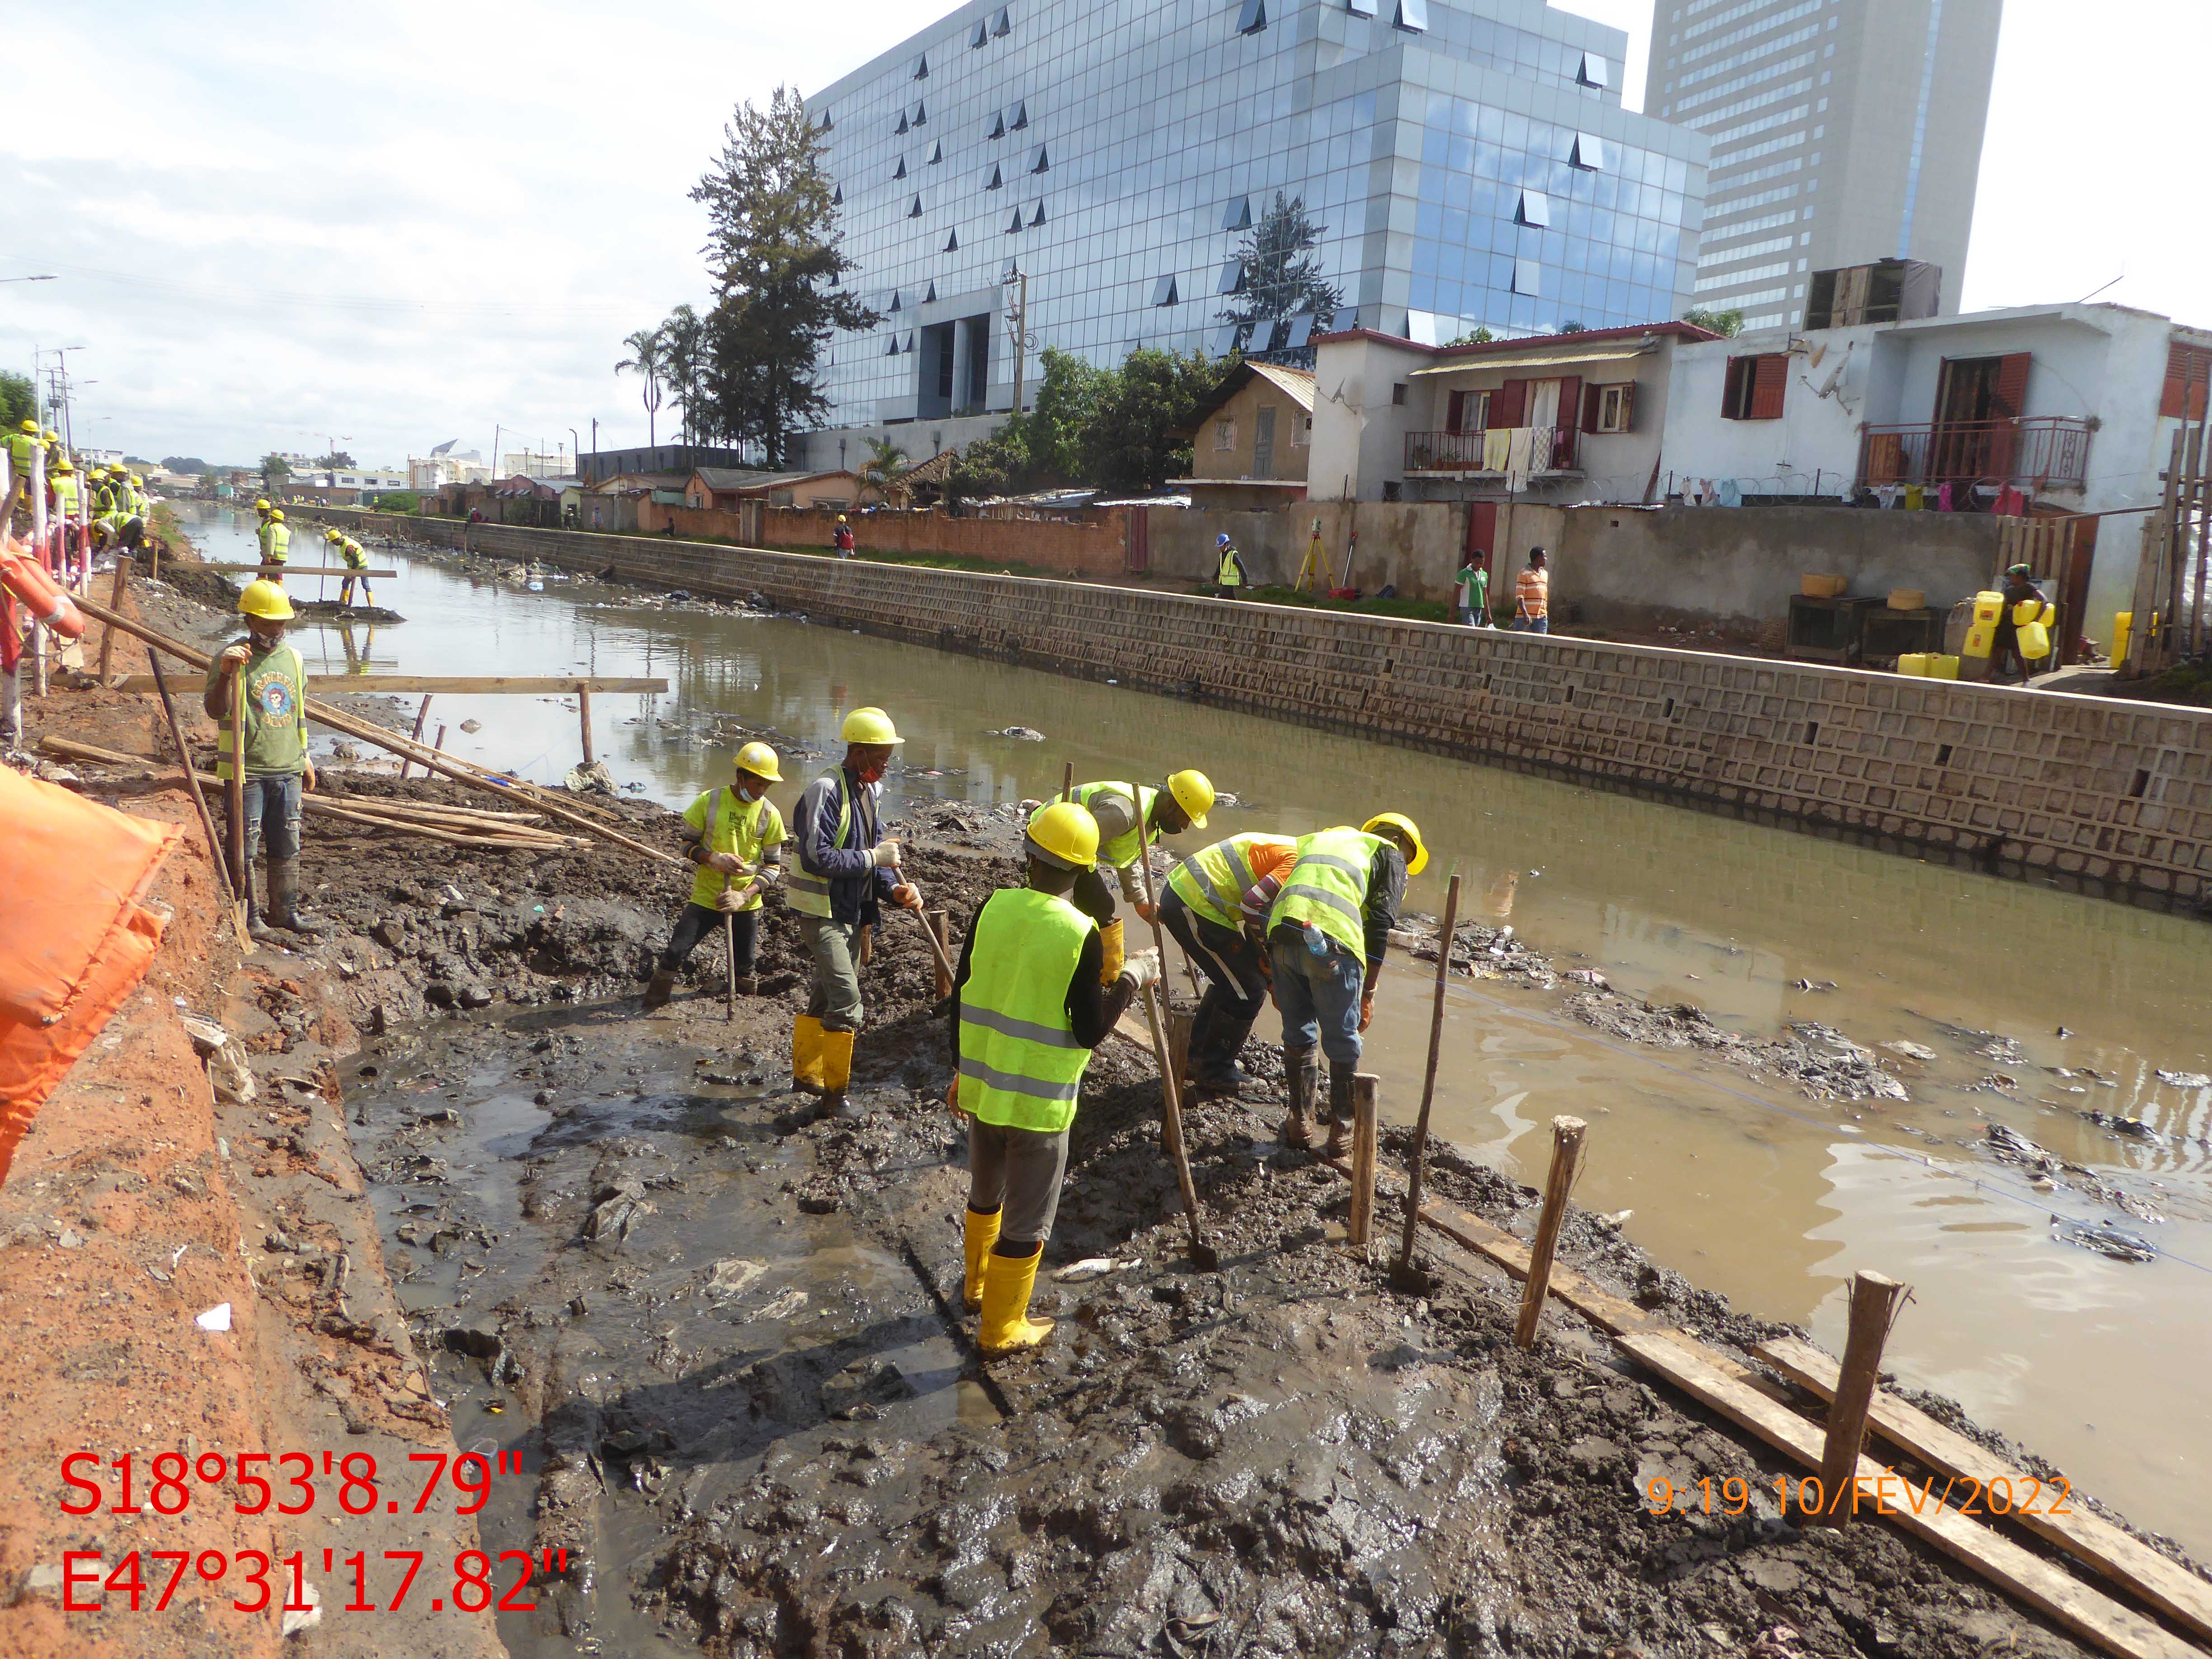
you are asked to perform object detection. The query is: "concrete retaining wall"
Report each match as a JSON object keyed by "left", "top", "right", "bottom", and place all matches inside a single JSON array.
[{"left": 315, "top": 507, "right": 2212, "bottom": 912}]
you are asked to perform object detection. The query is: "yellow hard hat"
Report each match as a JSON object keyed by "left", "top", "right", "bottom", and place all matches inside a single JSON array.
[
  {"left": 255, "top": 497, "right": 271, "bottom": 511},
  {"left": 837, "top": 514, "right": 848, "bottom": 523},
  {"left": 839, "top": 706, "right": 901, "bottom": 745},
  {"left": 735, "top": 740, "right": 782, "bottom": 781},
  {"left": 269, "top": 508, "right": 285, "bottom": 521},
  {"left": 54, "top": 459, "right": 72, "bottom": 473},
  {"left": 1026, "top": 800, "right": 1100, "bottom": 869},
  {"left": 42, "top": 429, "right": 58, "bottom": 442},
  {"left": 129, "top": 473, "right": 143, "bottom": 485},
  {"left": 16, "top": 418, "right": 34, "bottom": 433},
  {"left": 1363, "top": 811, "right": 1429, "bottom": 875},
  {"left": 238, "top": 579, "right": 295, "bottom": 621},
  {"left": 1165, "top": 768, "right": 1214, "bottom": 829}
]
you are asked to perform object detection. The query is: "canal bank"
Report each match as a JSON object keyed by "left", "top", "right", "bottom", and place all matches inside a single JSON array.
[
  {"left": 248, "top": 506, "right": 2212, "bottom": 1570},
  {"left": 315, "top": 506, "right": 2212, "bottom": 916}
]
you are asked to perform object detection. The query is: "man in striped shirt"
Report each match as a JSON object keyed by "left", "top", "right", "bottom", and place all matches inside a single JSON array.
[{"left": 1512, "top": 548, "right": 1549, "bottom": 633}]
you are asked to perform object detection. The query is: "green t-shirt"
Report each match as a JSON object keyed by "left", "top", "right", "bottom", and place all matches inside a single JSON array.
[
  {"left": 681, "top": 787, "right": 787, "bottom": 911},
  {"left": 206, "top": 639, "right": 308, "bottom": 778},
  {"left": 1455, "top": 565, "right": 1490, "bottom": 612}
]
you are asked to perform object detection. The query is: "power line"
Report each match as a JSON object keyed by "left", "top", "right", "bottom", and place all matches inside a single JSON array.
[{"left": 0, "top": 257, "right": 641, "bottom": 320}]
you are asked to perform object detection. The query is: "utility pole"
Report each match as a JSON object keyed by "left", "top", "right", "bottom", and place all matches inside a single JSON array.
[{"left": 1003, "top": 265, "right": 1034, "bottom": 415}]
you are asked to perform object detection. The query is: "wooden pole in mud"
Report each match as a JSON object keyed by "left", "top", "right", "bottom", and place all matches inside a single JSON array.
[
  {"left": 1061, "top": 761, "right": 1073, "bottom": 802},
  {"left": 578, "top": 684, "right": 594, "bottom": 764},
  {"left": 927, "top": 908, "right": 952, "bottom": 1000},
  {"left": 1397, "top": 874, "right": 1462, "bottom": 1275},
  {"left": 1809, "top": 1271, "right": 1909, "bottom": 1528},
  {"left": 1514, "top": 1115, "right": 1586, "bottom": 1350},
  {"left": 147, "top": 651, "right": 248, "bottom": 949},
  {"left": 399, "top": 694, "right": 431, "bottom": 780},
  {"left": 227, "top": 671, "right": 248, "bottom": 923},
  {"left": 1346, "top": 1073, "right": 1379, "bottom": 1248},
  {"left": 96, "top": 555, "right": 130, "bottom": 683}
]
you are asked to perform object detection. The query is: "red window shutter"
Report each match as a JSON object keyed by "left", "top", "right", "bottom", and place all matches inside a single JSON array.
[
  {"left": 1490, "top": 377, "right": 1527, "bottom": 426},
  {"left": 2161, "top": 343, "right": 2212, "bottom": 419},
  {"left": 1447, "top": 390, "right": 1466, "bottom": 433},
  {"left": 1555, "top": 375, "right": 1581, "bottom": 436},
  {"left": 1581, "top": 383, "right": 1602, "bottom": 433},
  {"left": 1750, "top": 354, "right": 1787, "bottom": 419},
  {"left": 1991, "top": 352, "right": 2030, "bottom": 421}
]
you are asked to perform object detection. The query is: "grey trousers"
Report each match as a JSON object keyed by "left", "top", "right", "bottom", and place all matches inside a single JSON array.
[
  {"left": 967, "top": 1117, "right": 1071, "bottom": 1247},
  {"left": 800, "top": 914, "right": 865, "bottom": 1031}
]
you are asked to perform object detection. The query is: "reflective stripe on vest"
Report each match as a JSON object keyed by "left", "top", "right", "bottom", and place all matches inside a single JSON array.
[
  {"left": 261, "top": 522, "right": 289, "bottom": 563},
  {"left": 1169, "top": 832, "right": 1292, "bottom": 929},
  {"left": 1070, "top": 780, "right": 1156, "bottom": 871},
  {"left": 956, "top": 886, "right": 1097, "bottom": 1134},
  {"left": 785, "top": 768, "right": 854, "bottom": 918},
  {"left": 1217, "top": 547, "right": 1242, "bottom": 586},
  {"left": 1268, "top": 828, "right": 1384, "bottom": 960}
]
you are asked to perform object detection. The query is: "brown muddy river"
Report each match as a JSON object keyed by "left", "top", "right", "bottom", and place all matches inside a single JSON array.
[{"left": 185, "top": 504, "right": 2212, "bottom": 1561}]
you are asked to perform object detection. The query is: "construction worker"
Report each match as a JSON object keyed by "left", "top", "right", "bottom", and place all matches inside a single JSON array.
[
  {"left": 1062, "top": 771, "right": 1215, "bottom": 979},
  {"left": 202, "top": 580, "right": 320, "bottom": 939},
  {"left": 1162, "top": 830, "right": 1298, "bottom": 1095},
  {"left": 950, "top": 801, "right": 1158, "bottom": 1355},
  {"left": 253, "top": 497, "right": 272, "bottom": 530},
  {"left": 1213, "top": 532, "right": 1250, "bottom": 600},
  {"left": 788, "top": 706, "right": 924, "bottom": 1118},
  {"left": 91, "top": 467, "right": 142, "bottom": 555},
  {"left": 645, "top": 742, "right": 787, "bottom": 1009},
  {"left": 327, "top": 528, "right": 374, "bottom": 608},
  {"left": 4, "top": 419, "right": 40, "bottom": 525},
  {"left": 259, "top": 507, "right": 290, "bottom": 581},
  {"left": 833, "top": 514, "right": 856, "bottom": 557},
  {"left": 1245, "top": 812, "right": 1427, "bottom": 1153},
  {"left": 50, "top": 459, "right": 81, "bottom": 582}
]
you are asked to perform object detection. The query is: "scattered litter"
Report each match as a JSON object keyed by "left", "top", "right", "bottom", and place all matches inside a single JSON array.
[
  {"left": 2156, "top": 1070, "right": 2212, "bottom": 1090},
  {"left": 2080, "top": 1110, "right": 2168, "bottom": 1145},
  {"left": 2051, "top": 1219, "right": 2158, "bottom": 1263},
  {"left": 1053, "top": 1256, "right": 1139, "bottom": 1283},
  {"left": 1880, "top": 1040, "right": 1939, "bottom": 1063},
  {"left": 705, "top": 1258, "right": 768, "bottom": 1299},
  {"left": 989, "top": 726, "right": 1047, "bottom": 741},
  {"left": 565, "top": 759, "right": 617, "bottom": 795},
  {"left": 279, "top": 1578, "right": 322, "bottom": 1636},
  {"left": 196, "top": 1302, "right": 233, "bottom": 1331},
  {"left": 459, "top": 719, "right": 483, "bottom": 734},
  {"left": 1792, "top": 978, "right": 1837, "bottom": 993},
  {"left": 754, "top": 1288, "right": 808, "bottom": 1321}
]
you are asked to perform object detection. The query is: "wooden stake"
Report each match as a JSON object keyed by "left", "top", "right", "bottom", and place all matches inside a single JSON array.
[
  {"left": 579, "top": 684, "right": 594, "bottom": 763},
  {"left": 433, "top": 723, "right": 448, "bottom": 757},
  {"left": 1397, "top": 876, "right": 1462, "bottom": 1271},
  {"left": 146, "top": 651, "right": 249, "bottom": 950},
  {"left": 724, "top": 911, "right": 738, "bottom": 1022},
  {"left": 927, "top": 908, "right": 952, "bottom": 1000},
  {"left": 1060, "top": 760, "right": 1073, "bottom": 802},
  {"left": 399, "top": 694, "right": 431, "bottom": 779},
  {"left": 1167, "top": 1007, "right": 1194, "bottom": 1093},
  {"left": 1808, "top": 1270, "right": 1909, "bottom": 1528},
  {"left": 1346, "top": 1073, "right": 1379, "bottom": 1249},
  {"left": 1513, "top": 1115, "right": 1587, "bottom": 1349},
  {"left": 96, "top": 555, "right": 130, "bottom": 684},
  {"left": 227, "top": 670, "right": 248, "bottom": 926}
]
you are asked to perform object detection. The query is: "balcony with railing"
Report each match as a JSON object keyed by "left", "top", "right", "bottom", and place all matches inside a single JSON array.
[
  {"left": 1856, "top": 417, "right": 2091, "bottom": 492},
  {"left": 1405, "top": 426, "right": 1581, "bottom": 476}
]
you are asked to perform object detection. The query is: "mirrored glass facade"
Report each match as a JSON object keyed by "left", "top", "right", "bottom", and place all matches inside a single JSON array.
[{"left": 806, "top": 0, "right": 1707, "bottom": 432}]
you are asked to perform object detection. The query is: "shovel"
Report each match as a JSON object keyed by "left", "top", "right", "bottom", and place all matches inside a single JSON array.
[{"left": 1130, "top": 788, "right": 1220, "bottom": 1270}]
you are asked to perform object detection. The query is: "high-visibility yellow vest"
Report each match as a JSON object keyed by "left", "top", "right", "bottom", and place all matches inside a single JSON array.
[
  {"left": 685, "top": 787, "right": 783, "bottom": 912},
  {"left": 1069, "top": 780, "right": 1157, "bottom": 871},
  {"left": 260, "top": 520, "right": 289, "bottom": 564},
  {"left": 341, "top": 538, "right": 366, "bottom": 570},
  {"left": 1268, "top": 827, "right": 1385, "bottom": 961},
  {"left": 1168, "top": 832, "right": 1296, "bottom": 929},
  {"left": 3, "top": 432, "right": 38, "bottom": 473},
  {"left": 1217, "top": 545, "right": 1243, "bottom": 586},
  {"left": 215, "top": 643, "right": 308, "bottom": 780},
  {"left": 786, "top": 768, "right": 854, "bottom": 918},
  {"left": 957, "top": 886, "right": 1097, "bottom": 1134},
  {"left": 52, "top": 475, "right": 79, "bottom": 516}
]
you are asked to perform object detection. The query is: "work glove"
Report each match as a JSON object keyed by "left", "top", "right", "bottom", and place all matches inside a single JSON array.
[
  {"left": 891, "top": 881, "right": 922, "bottom": 910},
  {"left": 871, "top": 839, "right": 903, "bottom": 868},
  {"left": 706, "top": 850, "right": 745, "bottom": 875},
  {"left": 1359, "top": 992, "right": 1375, "bottom": 1034},
  {"left": 1133, "top": 900, "right": 1158, "bottom": 926},
  {"left": 716, "top": 884, "right": 757, "bottom": 913},
  {"left": 218, "top": 642, "right": 251, "bottom": 673},
  {"left": 1121, "top": 949, "right": 1162, "bottom": 991}
]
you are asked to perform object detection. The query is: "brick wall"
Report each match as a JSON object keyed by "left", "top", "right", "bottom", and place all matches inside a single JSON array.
[
  {"left": 316, "top": 508, "right": 2212, "bottom": 912},
  {"left": 628, "top": 498, "right": 1131, "bottom": 580}
]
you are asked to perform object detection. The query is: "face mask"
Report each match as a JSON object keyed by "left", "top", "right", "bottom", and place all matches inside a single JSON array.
[{"left": 854, "top": 760, "right": 887, "bottom": 787}]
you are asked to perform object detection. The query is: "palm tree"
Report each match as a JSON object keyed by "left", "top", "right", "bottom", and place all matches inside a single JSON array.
[
  {"left": 616, "top": 326, "right": 666, "bottom": 447},
  {"left": 855, "top": 436, "right": 912, "bottom": 506},
  {"left": 659, "top": 305, "right": 708, "bottom": 450}
]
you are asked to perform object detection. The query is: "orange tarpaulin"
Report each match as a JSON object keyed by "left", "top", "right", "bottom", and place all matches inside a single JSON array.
[{"left": 0, "top": 766, "right": 180, "bottom": 1183}]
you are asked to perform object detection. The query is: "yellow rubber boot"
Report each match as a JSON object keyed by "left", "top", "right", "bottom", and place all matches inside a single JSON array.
[
  {"left": 820, "top": 1028, "right": 855, "bottom": 1097},
  {"left": 791, "top": 1016, "right": 825, "bottom": 1092},
  {"left": 1098, "top": 917, "right": 1125, "bottom": 986},
  {"left": 978, "top": 1244, "right": 1055, "bottom": 1356},
  {"left": 962, "top": 1207, "right": 1002, "bottom": 1311}
]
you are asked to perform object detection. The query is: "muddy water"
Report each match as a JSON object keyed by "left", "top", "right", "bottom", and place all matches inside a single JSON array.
[{"left": 180, "top": 504, "right": 2212, "bottom": 1558}]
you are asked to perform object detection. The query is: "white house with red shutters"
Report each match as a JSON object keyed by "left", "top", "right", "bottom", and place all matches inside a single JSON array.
[{"left": 1309, "top": 300, "right": 2212, "bottom": 628}]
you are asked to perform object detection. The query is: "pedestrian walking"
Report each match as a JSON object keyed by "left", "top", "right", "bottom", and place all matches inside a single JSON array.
[
  {"left": 1512, "top": 548, "right": 1549, "bottom": 633},
  {"left": 1455, "top": 550, "right": 1491, "bottom": 626}
]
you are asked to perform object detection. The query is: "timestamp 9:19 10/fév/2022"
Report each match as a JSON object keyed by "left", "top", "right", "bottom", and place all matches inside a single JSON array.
[{"left": 1647, "top": 1470, "right": 2074, "bottom": 1520}]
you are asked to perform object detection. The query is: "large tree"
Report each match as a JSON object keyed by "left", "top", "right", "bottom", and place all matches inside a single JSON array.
[
  {"left": 691, "top": 85, "right": 875, "bottom": 468},
  {"left": 1025, "top": 348, "right": 1109, "bottom": 485},
  {"left": 659, "top": 303, "right": 710, "bottom": 447},
  {"left": 616, "top": 326, "right": 666, "bottom": 447},
  {"left": 1219, "top": 192, "right": 1342, "bottom": 332},
  {"left": 0, "top": 371, "right": 34, "bottom": 431},
  {"left": 1083, "top": 347, "right": 1224, "bottom": 494}
]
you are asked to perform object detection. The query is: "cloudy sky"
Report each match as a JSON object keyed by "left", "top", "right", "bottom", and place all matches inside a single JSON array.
[{"left": 0, "top": 0, "right": 2194, "bottom": 470}]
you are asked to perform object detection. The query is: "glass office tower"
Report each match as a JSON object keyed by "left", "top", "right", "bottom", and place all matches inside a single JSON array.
[{"left": 805, "top": 0, "right": 1707, "bottom": 436}]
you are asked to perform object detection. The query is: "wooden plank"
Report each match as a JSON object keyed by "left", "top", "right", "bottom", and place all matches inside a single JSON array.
[
  {"left": 197, "top": 563, "right": 399, "bottom": 576},
  {"left": 111, "top": 675, "right": 668, "bottom": 695},
  {"left": 1758, "top": 1334, "right": 2212, "bottom": 1646},
  {"left": 1616, "top": 1333, "right": 2205, "bottom": 1659}
]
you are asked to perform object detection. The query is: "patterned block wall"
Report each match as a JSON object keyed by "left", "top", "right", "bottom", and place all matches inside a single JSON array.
[{"left": 329, "top": 512, "right": 2212, "bottom": 911}]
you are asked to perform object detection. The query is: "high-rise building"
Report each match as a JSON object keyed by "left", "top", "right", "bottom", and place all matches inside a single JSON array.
[
  {"left": 1649, "top": 0, "right": 2001, "bottom": 331},
  {"left": 800, "top": 0, "right": 1708, "bottom": 456}
]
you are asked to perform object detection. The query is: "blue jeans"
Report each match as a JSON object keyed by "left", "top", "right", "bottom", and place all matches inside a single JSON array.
[
  {"left": 1270, "top": 928, "right": 1366, "bottom": 1068},
  {"left": 227, "top": 772, "right": 302, "bottom": 867},
  {"left": 1512, "top": 615, "right": 1549, "bottom": 633}
]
